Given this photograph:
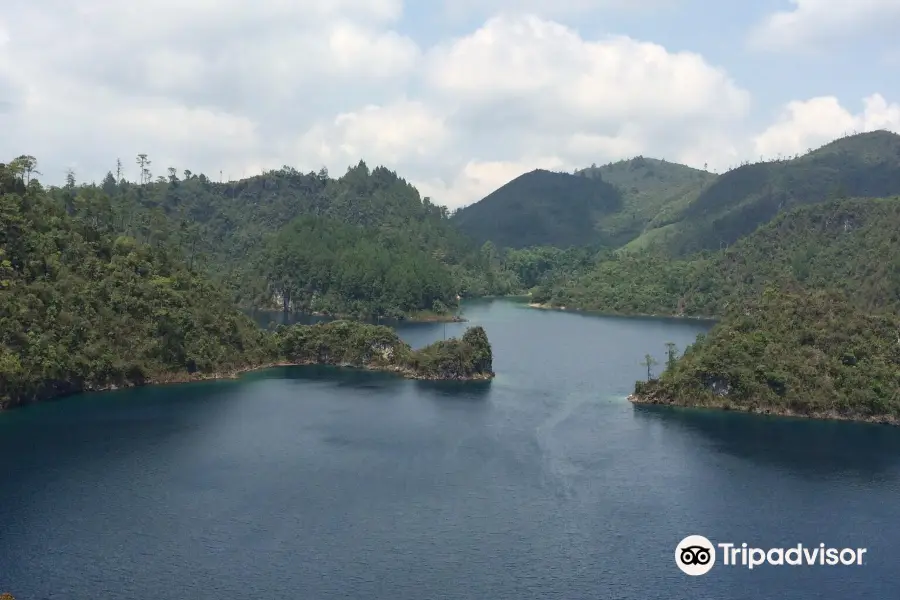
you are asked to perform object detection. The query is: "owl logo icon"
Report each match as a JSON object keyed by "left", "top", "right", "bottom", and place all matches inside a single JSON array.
[{"left": 675, "top": 535, "right": 716, "bottom": 575}]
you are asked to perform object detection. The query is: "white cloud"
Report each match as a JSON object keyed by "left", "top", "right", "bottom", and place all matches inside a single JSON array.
[
  {"left": 0, "top": 0, "right": 419, "bottom": 182},
  {"left": 442, "top": 0, "right": 671, "bottom": 20},
  {"left": 427, "top": 16, "right": 749, "bottom": 125},
  {"left": 296, "top": 100, "right": 449, "bottom": 169},
  {"left": 753, "top": 94, "right": 900, "bottom": 159},
  {"left": 750, "top": 0, "right": 900, "bottom": 51},
  {"left": 1, "top": 3, "right": 894, "bottom": 212},
  {"left": 411, "top": 14, "right": 751, "bottom": 200}
]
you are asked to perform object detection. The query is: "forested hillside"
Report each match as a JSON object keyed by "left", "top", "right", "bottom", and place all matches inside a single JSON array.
[
  {"left": 535, "top": 196, "right": 900, "bottom": 317},
  {"left": 258, "top": 216, "right": 458, "bottom": 319},
  {"left": 452, "top": 158, "right": 715, "bottom": 251},
  {"left": 634, "top": 288, "right": 900, "bottom": 423},
  {"left": 0, "top": 159, "right": 496, "bottom": 409},
  {"left": 627, "top": 130, "right": 900, "bottom": 255},
  {"left": 452, "top": 169, "right": 623, "bottom": 248},
  {"left": 0, "top": 160, "right": 274, "bottom": 408},
  {"left": 579, "top": 156, "right": 715, "bottom": 246},
  {"left": 50, "top": 159, "right": 517, "bottom": 318}
]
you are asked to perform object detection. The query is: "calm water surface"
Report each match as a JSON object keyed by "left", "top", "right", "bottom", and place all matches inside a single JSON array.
[{"left": 2, "top": 300, "right": 898, "bottom": 599}]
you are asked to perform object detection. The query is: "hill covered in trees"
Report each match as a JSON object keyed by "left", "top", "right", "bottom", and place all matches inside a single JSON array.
[
  {"left": 451, "top": 169, "right": 624, "bottom": 248},
  {"left": 0, "top": 161, "right": 495, "bottom": 410},
  {"left": 452, "top": 131, "right": 900, "bottom": 261},
  {"left": 625, "top": 130, "right": 900, "bottom": 255},
  {"left": 578, "top": 156, "right": 716, "bottom": 246},
  {"left": 452, "top": 158, "right": 715, "bottom": 251},
  {"left": 50, "top": 159, "right": 518, "bottom": 318},
  {"left": 632, "top": 288, "right": 900, "bottom": 423},
  {"left": 0, "top": 161, "right": 273, "bottom": 408},
  {"left": 533, "top": 196, "right": 900, "bottom": 318}
]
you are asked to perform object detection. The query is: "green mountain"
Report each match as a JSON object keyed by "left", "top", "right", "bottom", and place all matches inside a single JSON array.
[
  {"left": 451, "top": 169, "right": 624, "bottom": 249},
  {"left": 0, "top": 161, "right": 495, "bottom": 410},
  {"left": 626, "top": 130, "right": 900, "bottom": 255},
  {"left": 633, "top": 288, "right": 900, "bottom": 423},
  {"left": 61, "top": 160, "right": 517, "bottom": 318},
  {"left": 0, "top": 162, "right": 273, "bottom": 408},
  {"left": 579, "top": 156, "right": 716, "bottom": 246},
  {"left": 535, "top": 196, "right": 900, "bottom": 317}
]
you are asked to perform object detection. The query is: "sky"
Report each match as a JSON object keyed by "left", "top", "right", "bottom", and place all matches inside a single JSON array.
[{"left": 1, "top": 0, "right": 899, "bottom": 208}]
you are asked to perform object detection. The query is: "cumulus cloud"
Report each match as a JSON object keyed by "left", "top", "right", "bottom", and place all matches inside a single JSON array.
[
  {"left": 296, "top": 100, "right": 449, "bottom": 169},
  {"left": 750, "top": 0, "right": 900, "bottom": 51},
  {"left": 442, "top": 0, "right": 671, "bottom": 20},
  {"left": 753, "top": 94, "right": 900, "bottom": 159},
  {"left": 427, "top": 16, "right": 749, "bottom": 125},
  {"left": 409, "top": 14, "right": 751, "bottom": 203},
  {"left": 0, "top": 0, "right": 418, "bottom": 181},
  {"left": 1, "top": 3, "right": 891, "bottom": 211}
]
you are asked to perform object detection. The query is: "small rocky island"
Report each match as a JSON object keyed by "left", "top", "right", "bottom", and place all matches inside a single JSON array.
[
  {"left": 629, "top": 288, "right": 900, "bottom": 425},
  {"left": 273, "top": 320, "right": 494, "bottom": 380}
]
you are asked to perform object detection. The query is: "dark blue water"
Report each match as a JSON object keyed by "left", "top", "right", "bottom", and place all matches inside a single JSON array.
[{"left": 1, "top": 300, "right": 898, "bottom": 599}]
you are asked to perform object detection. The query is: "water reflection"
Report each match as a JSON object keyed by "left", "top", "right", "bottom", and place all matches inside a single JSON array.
[
  {"left": 414, "top": 379, "right": 493, "bottom": 401},
  {"left": 246, "top": 309, "right": 463, "bottom": 330},
  {"left": 632, "top": 403, "right": 900, "bottom": 479}
]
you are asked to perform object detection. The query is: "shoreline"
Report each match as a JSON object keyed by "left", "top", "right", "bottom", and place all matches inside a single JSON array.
[
  {"left": 401, "top": 313, "right": 467, "bottom": 323},
  {"left": 251, "top": 308, "right": 467, "bottom": 324},
  {"left": 0, "top": 360, "right": 494, "bottom": 412},
  {"left": 627, "top": 394, "right": 900, "bottom": 426},
  {"left": 526, "top": 303, "right": 718, "bottom": 322}
]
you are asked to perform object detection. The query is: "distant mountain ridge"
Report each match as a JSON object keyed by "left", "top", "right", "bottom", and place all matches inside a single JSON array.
[
  {"left": 453, "top": 130, "right": 900, "bottom": 256},
  {"left": 451, "top": 168, "right": 623, "bottom": 249},
  {"left": 579, "top": 156, "right": 715, "bottom": 246},
  {"left": 535, "top": 194, "right": 900, "bottom": 317},
  {"left": 625, "top": 130, "right": 900, "bottom": 255},
  {"left": 452, "top": 156, "right": 718, "bottom": 249}
]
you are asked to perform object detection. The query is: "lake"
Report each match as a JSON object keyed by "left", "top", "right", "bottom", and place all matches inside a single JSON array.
[{"left": 1, "top": 299, "right": 898, "bottom": 599}]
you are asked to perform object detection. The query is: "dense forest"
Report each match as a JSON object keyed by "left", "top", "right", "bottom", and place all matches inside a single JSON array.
[
  {"left": 0, "top": 159, "right": 273, "bottom": 408},
  {"left": 0, "top": 159, "right": 494, "bottom": 410},
  {"left": 256, "top": 216, "right": 458, "bottom": 319},
  {"left": 625, "top": 130, "right": 900, "bottom": 255},
  {"left": 274, "top": 321, "right": 493, "bottom": 380},
  {"left": 452, "top": 169, "right": 624, "bottom": 248},
  {"left": 456, "top": 131, "right": 900, "bottom": 423},
  {"left": 533, "top": 196, "right": 900, "bottom": 317},
  {"left": 57, "top": 158, "right": 520, "bottom": 318},
  {"left": 633, "top": 288, "right": 900, "bottom": 423},
  {"left": 453, "top": 130, "right": 900, "bottom": 258},
  {"left": 577, "top": 156, "right": 716, "bottom": 247}
]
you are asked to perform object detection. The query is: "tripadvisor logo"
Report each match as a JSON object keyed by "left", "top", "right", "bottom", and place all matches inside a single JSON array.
[
  {"left": 676, "top": 535, "right": 716, "bottom": 576},
  {"left": 675, "top": 535, "right": 867, "bottom": 576}
]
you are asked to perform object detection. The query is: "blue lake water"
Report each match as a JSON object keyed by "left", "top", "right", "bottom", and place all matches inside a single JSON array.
[{"left": 1, "top": 299, "right": 898, "bottom": 599}]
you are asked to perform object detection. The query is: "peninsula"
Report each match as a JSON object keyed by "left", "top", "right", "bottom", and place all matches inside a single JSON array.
[
  {"left": 629, "top": 288, "right": 900, "bottom": 425},
  {"left": 1, "top": 320, "right": 494, "bottom": 410}
]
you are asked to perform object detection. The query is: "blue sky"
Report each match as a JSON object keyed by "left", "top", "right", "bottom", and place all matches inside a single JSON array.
[{"left": 1, "top": 0, "right": 898, "bottom": 207}]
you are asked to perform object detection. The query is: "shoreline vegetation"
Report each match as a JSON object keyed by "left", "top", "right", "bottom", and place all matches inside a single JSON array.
[
  {"left": 0, "top": 161, "right": 495, "bottom": 414},
  {"left": 0, "top": 321, "right": 494, "bottom": 411},
  {"left": 626, "top": 394, "right": 900, "bottom": 426},
  {"left": 628, "top": 288, "right": 900, "bottom": 426},
  {"left": 526, "top": 302, "right": 717, "bottom": 322},
  {"left": 267, "top": 309, "right": 467, "bottom": 324}
]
